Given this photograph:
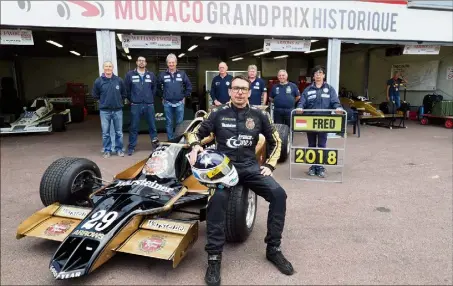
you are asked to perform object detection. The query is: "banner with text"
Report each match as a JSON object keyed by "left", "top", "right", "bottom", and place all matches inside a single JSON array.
[
  {"left": 1, "top": 1, "right": 452, "bottom": 43},
  {"left": 1, "top": 29, "right": 34, "bottom": 45},
  {"left": 403, "top": 45, "right": 441, "bottom": 55},
  {"left": 122, "top": 35, "right": 181, "bottom": 49},
  {"left": 263, "top": 39, "right": 311, "bottom": 52}
]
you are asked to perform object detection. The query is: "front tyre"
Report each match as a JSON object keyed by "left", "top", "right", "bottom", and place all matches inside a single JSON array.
[
  {"left": 40, "top": 157, "right": 102, "bottom": 207},
  {"left": 225, "top": 185, "right": 257, "bottom": 243}
]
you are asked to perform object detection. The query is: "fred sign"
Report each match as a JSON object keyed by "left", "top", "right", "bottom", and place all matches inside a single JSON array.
[{"left": 292, "top": 115, "right": 345, "bottom": 133}]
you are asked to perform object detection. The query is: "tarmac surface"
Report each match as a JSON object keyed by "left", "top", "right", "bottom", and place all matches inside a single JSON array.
[{"left": 1, "top": 115, "right": 452, "bottom": 285}]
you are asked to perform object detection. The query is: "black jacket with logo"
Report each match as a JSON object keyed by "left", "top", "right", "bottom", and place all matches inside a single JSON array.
[{"left": 186, "top": 102, "right": 282, "bottom": 170}]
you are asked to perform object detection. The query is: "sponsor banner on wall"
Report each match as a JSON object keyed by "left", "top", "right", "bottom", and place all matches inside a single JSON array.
[
  {"left": 0, "top": 1, "right": 452, "bottom": 43},
  {"left": 122, "top": 35, "right": 181, "bottom": 49},
  {"left": 1, "top": 29, "right": 34, "bottom": 45},
  {"left": 263, "top": 39, "right": 311, "bottom": 52},
  {"left": 403, "top": 45, "right": 441, "bottom": 55}
]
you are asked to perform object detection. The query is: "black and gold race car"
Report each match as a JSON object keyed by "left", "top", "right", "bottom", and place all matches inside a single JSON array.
[{"left": 16, "top": 109, "right": 290, "bottom": 280}]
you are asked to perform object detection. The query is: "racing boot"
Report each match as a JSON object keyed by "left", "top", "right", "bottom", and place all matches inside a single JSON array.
[
  {"left": 308, "top": 165, "right": 316, "bottom": 176},
  {"left": 266, "top": 246, "right": 294, "bottom": 275},
  {"left": 318, "top": 166, "right": 326, "bottom": 178},
  {"left": 205, "top": 254, "right": 222, "bottom": 286}
]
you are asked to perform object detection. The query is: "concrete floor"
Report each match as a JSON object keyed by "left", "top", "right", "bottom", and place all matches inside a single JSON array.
[{"left": 1, "top": 115, "right": 452, "bottom": 285}]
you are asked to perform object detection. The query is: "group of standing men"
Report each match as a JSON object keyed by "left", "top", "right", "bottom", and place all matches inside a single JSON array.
[
  {"left": 92, "top": 55, "right": 343, "bottom": 177},
  {"left": 91, "top": 53, "right": 192, "bottom": 158},
  {"left": 211, "top": 63, "right": 343, "bottom": 177}
]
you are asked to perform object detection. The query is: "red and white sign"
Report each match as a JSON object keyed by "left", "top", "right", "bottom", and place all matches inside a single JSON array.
[
  {"left": 0, "top": 1, "right": 452, "bottom": 42},
  {"left": 295, "top": 119, "right": 307, "bottom": 128},
  {"left": 1, "top": 29, "right": 34, "bottom": 45},
  {"left": 122, "top": 34, "right": 181, "bottom": 49}
]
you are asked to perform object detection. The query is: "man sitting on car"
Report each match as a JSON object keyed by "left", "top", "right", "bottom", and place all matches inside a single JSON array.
[{"left": 186, "top": 75, "right": 294, "bottom": 286}]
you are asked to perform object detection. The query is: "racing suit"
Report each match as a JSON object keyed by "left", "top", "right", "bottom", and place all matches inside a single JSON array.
[{"left": 186, "top": 102, "right": 287, "bottom": 254}]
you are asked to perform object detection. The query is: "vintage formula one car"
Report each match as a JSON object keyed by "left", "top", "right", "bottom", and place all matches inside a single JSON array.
[
  {"left": 0, "top": 97, "right": 71, "bottom": 134},
  {"left": 16, "top": 110, "right": 290, "bottom": 280}
]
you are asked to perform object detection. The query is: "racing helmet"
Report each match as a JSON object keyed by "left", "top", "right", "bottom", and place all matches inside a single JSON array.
[{"left": 189, "top": 149, "right": 239, "bottom": 188}]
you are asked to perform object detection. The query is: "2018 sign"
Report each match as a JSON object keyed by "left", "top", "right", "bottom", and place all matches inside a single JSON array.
[{"left": 294, "top": 148, "right": 338, "bottom": 165}]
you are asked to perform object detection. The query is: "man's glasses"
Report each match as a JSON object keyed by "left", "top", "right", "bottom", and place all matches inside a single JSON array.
[{"left": 231, "top": 86, "right": 250, "bottom": 93}]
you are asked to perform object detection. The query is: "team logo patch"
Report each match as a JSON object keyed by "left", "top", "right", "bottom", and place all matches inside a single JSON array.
[
  {"left": 245, "top": 118, "right": 255, "bottom": 130},
  {"left": 146, "top": 74, "right": 150, "bottom": 78},
  {"left": 139, "top": 236, "right": 166, "bottom": 253},
  {"left": 323, "top": 88, "right": 329, "bottom": 93},
  {"left": 226, "top": 81, "right": 230, "bottom": 86},
  {"left": 44, "top": 220, "right": 73, "bottom": 236},
  {"left": 286, "top": 86, "right": 291, "bottom": 94}
]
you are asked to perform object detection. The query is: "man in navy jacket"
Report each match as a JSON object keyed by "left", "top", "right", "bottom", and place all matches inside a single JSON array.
[
  {"left": 92, "top": 61, "right": 127, "bottom": 158},
  {"left": 210, "top": 62, "right": 233, "bottom": 106},
  {"left": 157, "top": 53, "right": 192, "bottom": 141},
  {"left": 296, "top": 65, "right": 343, "bottom": 178},
  {"left": 124, "top": 56, "right": 158, "bottom": 155}
]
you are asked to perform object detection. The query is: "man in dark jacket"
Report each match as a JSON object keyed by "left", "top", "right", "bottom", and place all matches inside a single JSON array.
[
  {"left": 157, "top": 53, "right": 192, "bottom": 141},
  {"left": 124, "top": 56, "right": 159, "bottom": 155},
  {"left": 92, "top": 61, "right": 127, "bottom": 158},
  {"left": 210, "top": 61, "right": 233, "bottom": 106},
  {"left": 186, "top": 75, "right": 294, "bottom": 286},
  {"left": 296, "top": 65, "right": 343, "bottom": 177},
  {"left": 269, "top": 69, "right": 300, "bottom": 126}
]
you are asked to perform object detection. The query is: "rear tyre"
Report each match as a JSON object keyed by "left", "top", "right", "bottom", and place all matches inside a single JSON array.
[
  {"left": 40, "top": 157, "right": 102, "bottom": 207},
  {"left": 51, "top": 114, "right": 66, "bottom": 132},
  {"left": 69, "top": 106, "right": 85, "bottom": 123},
  {"left": 225, "top": 185, "right": 257, "bottom": 243}
]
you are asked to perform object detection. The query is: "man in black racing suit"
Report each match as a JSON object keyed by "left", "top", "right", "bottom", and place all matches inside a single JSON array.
[{"left": 186, "top": 75, "right": 294, "bottom": 286}]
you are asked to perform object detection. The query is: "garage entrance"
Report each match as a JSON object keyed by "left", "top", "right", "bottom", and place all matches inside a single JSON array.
[
  {"left": 114, "top": 31, "right": 329, "bottom": 133},
  {"left": 0, "top": 27, "right": 98, "bottom": 128},
  {"left": 334, "top": 40, "right": 453, "bottom": 129}
]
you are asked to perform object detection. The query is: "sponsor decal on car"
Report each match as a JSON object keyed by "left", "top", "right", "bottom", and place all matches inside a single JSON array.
[
  {"left": 50, "top": 265, "right": 82, "bottom": 279},
  {"left": 139, "top": 236, "right": 166, "bottom": 253},
  {"left": 55, "top": 206, "right": 90, "bottom": 220},
  {"left": 44, "top": 220, "right": 74, "bottom": 236},
  {"left": 115, "top": 179, "right": 174, "bottom": 193},
  {"left": 72, "top": 229, "right": 105, "bottom": 240},
  {"left": 146, "top": 220, "right": 187, "bottom": 233}
]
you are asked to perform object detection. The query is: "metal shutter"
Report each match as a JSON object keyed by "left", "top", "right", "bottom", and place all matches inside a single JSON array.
[{"left": 158, "top": 58, "right": 198, "bottom": 94}]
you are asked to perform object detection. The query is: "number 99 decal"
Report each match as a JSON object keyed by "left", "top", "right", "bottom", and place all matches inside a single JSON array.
[
  {"left": 294, "top": 148, "right": 338, "bottom": 165},
  {"left": 81, "top": 210, "right": 119, "bottom": 232}
]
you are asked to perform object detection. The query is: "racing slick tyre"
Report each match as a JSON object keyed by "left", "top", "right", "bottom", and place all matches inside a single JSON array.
[
  {"left": 69, "top": 106, "right": 85, "bottom": 123},
  {"left": 225, "top": 185, "right": 257, "bottom": 243},
  {"left": 40, "top": 157, "right": 102, "bottom": 207},
  {"left": 51, "top": 114, "right": 66, "bottom": 132},
  {"left": 267, "top": 124, "right": 290, "bottom": 163},
  {"left": 174, "top": 120, "right": 193, "bottom": 139}
]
